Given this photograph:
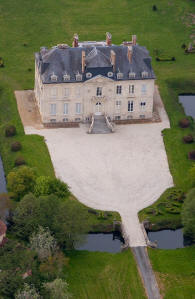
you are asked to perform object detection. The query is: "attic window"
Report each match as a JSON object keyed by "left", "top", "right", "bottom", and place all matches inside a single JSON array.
[
  {"left": 63, "top": 73, "right": 70, "bottom": 81},
  {"left": 76, "top": 73, "right": 82, "bottom": 81},
  {"left": 129, "top": 72, "right": 136, "bottom": 79},
  {"left": 107, "top": 72, "right": 113, "bottom": 78},
  {"left": 142, "top": 71, "right": 148, "bottom": 78},
  {"left": 50, "top": 73, "right": 58, "bottom": 82},
  {"left": 117, "top": 71, "right": 123, "bottom": 79},
  {"left": 86, "top": 72, "right": 92, "bottom": 79}
]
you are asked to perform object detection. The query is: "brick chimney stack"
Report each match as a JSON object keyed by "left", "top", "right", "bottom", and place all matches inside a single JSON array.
[
  {"left": 127, "top": 46, "right": 133, "bottom": 63},
  {"left": 106, "top": 32, "right": 112, "bottom": 46},
  {"left": 132, "top": 35, "right": 137, "bottom": 45},
  {"left": 82, "top": 50, "right": 86, "bottom": 73},
  {"left": 110, "top": 50, "right": 116, "bottom": 72},
  {"left": 72, "top": 33, "right": 79, "bottom": 47}
]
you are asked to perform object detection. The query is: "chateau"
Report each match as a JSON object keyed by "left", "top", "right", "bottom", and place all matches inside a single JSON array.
[{"left": 34, "top": 33, "right": 155, "bottom": 124}]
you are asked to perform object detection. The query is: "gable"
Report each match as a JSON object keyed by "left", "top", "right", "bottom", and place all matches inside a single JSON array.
[{"left": 83, "top": 74, "right": 114, "bottom": 84}]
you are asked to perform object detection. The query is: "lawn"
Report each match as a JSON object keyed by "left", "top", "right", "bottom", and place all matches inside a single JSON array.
[
  {"left": 148, "top": 247, "right": 195, "bottom": 298},
  {"left": 66, "top": 250, "right": 146, "bottom": 299}
]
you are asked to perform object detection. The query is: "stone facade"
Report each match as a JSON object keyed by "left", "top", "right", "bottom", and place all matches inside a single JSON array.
[{"left": 34, "top": 34, "right": 155, "bottom": 124}]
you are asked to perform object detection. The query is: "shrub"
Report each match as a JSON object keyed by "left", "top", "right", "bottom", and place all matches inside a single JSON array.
[
  {"left": 188, "top": 150, "right": 195, "bottom": 160},
  {"left": 152, "top": 5, "right": 157, "bottom": 11},
  {"left": 34, "top": 176, "right": 70, "bottom": 198},
  {"left": 27, "top": 68, "right": 32, "bottom": 72},
  {"left": 171, "top": 56, "right": 175, "bottom": 61},
  {"left": 179, "top": 118, "right": 190, "bottom": 128},
  {"left": 15, "top": 156, "right": 26, "bottom": 166},
  {"left": 0, "top": 57, "right": 4, "bottom": 67},
  {"left": 181, "top": 43, "right": 186, "bottom": 49},
  {"left": 11, "top": 141, "right": 22, "bottom": 152},
  {"left": 183, "top": 135, "right": 194, "bottom": 143},
  {"left": 5, "top": 125, "right": 16, "bottom": 137}
]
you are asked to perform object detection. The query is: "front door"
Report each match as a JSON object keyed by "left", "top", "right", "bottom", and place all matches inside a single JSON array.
[{"left": 95, "top": 102, "right": 102, "bottom": 115}]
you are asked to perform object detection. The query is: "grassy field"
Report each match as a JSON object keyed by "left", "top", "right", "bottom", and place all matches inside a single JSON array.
[
  {"left": 66, "top": 250, "right": 146, "bottom": 299},
  {"left": 148, "top": 247, "right": 195, "bottom": 298}
]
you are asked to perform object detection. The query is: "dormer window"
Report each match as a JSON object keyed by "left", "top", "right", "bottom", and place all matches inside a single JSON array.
[
  {"left": 129, "top": 72, "right": 136, "bottom": 79},
  {"left": 86, "top": 72, "right": 92, "bottom": 79},
  {"left": 107, "top": 72, "right": 113, "bottom": 78},
  {"left": 76, "top": 73, "right": 82, "bottom": 81},
  {"left": 142, "top": 71, "right": 148, "bottom": 78},
  {"left": 63, "top": 73, "right": 70, "bottom": 81},
  {"left": 117, "top": 71, "right": 123, "bottom": 80},
  {"left": 50, "top": 73, "right": 58, "bottom": 82}
]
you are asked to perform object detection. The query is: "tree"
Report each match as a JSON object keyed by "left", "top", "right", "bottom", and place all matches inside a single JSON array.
[
  {"left": 30, "top": 226, "right": 57, "bottom": 261},
  {"left": 34, "top": 176, "right": 70, "bottom": 199},
  {"left": 15, "top": 283, "right": 40, "bottom": 299},
  {"left": 182, "top": 188, "right": 195, "bottom": 242},
  {"left": 0, "top": 193, "right": 11, "bottom": 221},
  {"left": 7, "top": 166, "right": 36, "bottom": 200},
  {"left": 0, "top": 270, "right": 23, "bottom": 298},
  {"left": 43, "top": 279, "right": 71, "bottom": 299}
]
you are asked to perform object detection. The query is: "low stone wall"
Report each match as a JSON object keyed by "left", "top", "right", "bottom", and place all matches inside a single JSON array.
[{"left": 44, "top": 122, "right": 79, "bottom": 128}]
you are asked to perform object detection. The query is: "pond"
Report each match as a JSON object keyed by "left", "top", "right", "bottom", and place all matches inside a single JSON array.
[
  {"left": 147, "top": 228, "right": 190, "bottom": 249},
  {"left": 0, "top": 156, "right": 7, "bottom": 193},
  {"left": 178, "top": 94, "right": 195, "bottom": 119},
  {"left": 75, "top": 232, "right": 124, "bottom": 253}
]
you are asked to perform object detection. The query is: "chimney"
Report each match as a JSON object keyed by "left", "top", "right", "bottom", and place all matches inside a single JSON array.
[
  {"left": 106, "top": 32, "right": 112, "bottom": 46},
  {"left": 110, "top": 50, "right": 116, "bottom": 72},
  {"left": 82, "top": 50, "right": 86, "bottom": 73},
  {"left": 72, "top": 33, "right": 79, "bottom": 47},
  {"left": 127, "top": 46, "right": 133, "bottom": 63},
  {"left": 132, "top": 35, "right": 137, "bottom": 45}
]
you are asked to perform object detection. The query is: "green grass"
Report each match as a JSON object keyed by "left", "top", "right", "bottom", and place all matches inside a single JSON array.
[
  {"left": 66, "top": 250, "right": 146, "bottom": 299},
  {"left": 148, "top": 247, "right": 195, "bottom": 298}
]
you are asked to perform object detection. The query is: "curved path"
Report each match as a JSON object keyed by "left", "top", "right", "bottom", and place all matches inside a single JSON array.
[{"left": 24, "top": 86, "right": 173, "bottom": 247}]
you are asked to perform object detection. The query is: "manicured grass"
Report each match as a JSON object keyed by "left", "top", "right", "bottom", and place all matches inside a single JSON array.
[
  {"left": 66, "top": 250, "right": 146, "bottom": 299},
  {"left": 148, "top": 247, "right": 195, "bottom": 298}
]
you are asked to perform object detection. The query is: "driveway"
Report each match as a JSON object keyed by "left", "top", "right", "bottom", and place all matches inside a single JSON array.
[{"left": 24, "top": 87, "right": 173, "bottom": 247}]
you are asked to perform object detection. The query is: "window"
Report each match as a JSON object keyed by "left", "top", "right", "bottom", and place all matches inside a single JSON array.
[
  {"left": 63, "top": 73, "right": 70, "bottom": 81},
  {"left": 50, "top": 73, "right": 58, "bottom": 82},
  {"left": 129, "top": 85, "right": 134, "bottom": 94},
  {"left": 64, "top": 103, "right": 68, "bottom": 115},
  {"left": 96, "top": 87, "right": 102, "bottom": 96},
  {"left": 76, "top": 73, "right": 82, "bottom": 81},
  {"left": 116, "top": 100, "right": 121, "bottom": 109},
  {"left": 115, "top": 116, "right": 121, "bottom": 120},
  {"left": 140, "top": 102, "right": 146, "bottom": 110},
  {"left": 64, "top": 88, "right": 69, "bottom": 97},
  {"left": 141, "top": 84, "right": 147, "bottom": 93},
  {"left": 140, "top": 115, "right": 145, "bottom": 119},
  {"left": 51, "top": 88, "right": 57, "bottom": 97},
  {"left": 116, "top": 85, "right": 122, "bottom": 94},
  {"left": 63, "top": 118, "right": 69, "bottom": 122},
  {"left": 76, "top": 103, "right": 82, "bottom": 114},
  {"left": 76, "top": 87, "right": 81, "bottom": 96},
  {"left": 127, "top": 115, "right": 133, "bottom": 119},
  {"left": 142, "top": 71, "right": 148, "bottom": 78},
  {"left": 50, "top": 119, "right": 56, "bottom": 122},
  {"left": 129, "top": 72, "right": 136, "bottom": 79},
  {"left": 107, "top": 72, "right": 113, "bottom": 77},
  {"left": 50, "top": 104, "right": 56, "bottom": 115},
  {"left": 128, "top": 101, "right": 133, "bottom": 112},
  {"left": 75, "top": 118, "right": 81, "bottom": 122},
  {"left": 117, "top": 72, "right": 123, "bottom": 79},
  {"left": 86, "top": 72, "right": 92, "bottom": 79}
]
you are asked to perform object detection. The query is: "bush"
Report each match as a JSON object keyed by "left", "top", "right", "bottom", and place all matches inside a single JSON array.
[
  {"left": 152, "top": 5, "right": 157, "bottom": 11},
  {"left": 0, "top": 57, "right": 4, "bottom": 67},
  {"left": 183, "top": 135, "right": 194, "bottom": 143},
  {"left": 15, "top": 156, "right": 26, "bottom": 166},
  {"left": 34, "top": 176, "right": 70, "bottom": 198},
  {"left": 171, "top": 56, "right": 175, "bottom": 61},
  {"left": 5, "top": 125, "right": 16, "bottom": 137},
  {"left": 188, "top": 150, "right": 195, "bottom": 160},
  {"left": 11, "top": 141, "right": 22, "bottom": 152},
  {"left": 181, "top": 43, "right": 186, "bottom": 49},
  {"left": 179, "top": 118, "right": 190, "bottom": 128}
]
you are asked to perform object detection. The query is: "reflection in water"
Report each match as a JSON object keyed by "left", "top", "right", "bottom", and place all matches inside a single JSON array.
[
  {"left": 0, "top": 156, "right": 7, "bottom": 193},
  {"left": 148, "top": 228, "right": 185, "bottom": 249},
  {"left": 75, "top": 232, "right": 124, "bottom": 253},
  {"left": 178, "top": 95, "right": 195, "bottom": 119}
]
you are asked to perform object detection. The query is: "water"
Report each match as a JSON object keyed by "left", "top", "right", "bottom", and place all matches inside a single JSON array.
[
  {"left": 178, "top": 95, "right": 195, "bottom": 119},
  {"left": 75, "top": 232, "right": 124, "bottom": 253},
  {"left": 148, "top": 228, "right": 185, "bottom": 249},
  {"left": 0, "top": 156, "right": 7, "bottom": 193}
]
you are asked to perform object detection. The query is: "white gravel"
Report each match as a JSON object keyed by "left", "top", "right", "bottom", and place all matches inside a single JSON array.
[{"left": 25, "top": 87, "right": 173, "bottom": 247}]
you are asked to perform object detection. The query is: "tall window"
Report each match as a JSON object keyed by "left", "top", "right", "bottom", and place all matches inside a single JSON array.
[
  {"left": 76, "top": 103, "right": 82, "bottom": 114},
  {"left": 140, "top": 102, "right": 146, "bottom": 110},
  {"left": 64, "top": 88, "right": 69, "bottom": 97},
  {"left": 76, "top": 87, "right": 81, "bottom": 96},
  {"left": 129, "top": 85, "right": 134, "bottom": 94},
  {"left": 64, "top": 103, "right": 68, "bottom": 115},
  {"left": 96, "top": 87, "right": 102, "bottom": 96},
  {"left": 141, "top": 84, "right": 147, "bottom": 93},
  {"left": 116, "top": 100, "right": 121, "bottom": 109},
  {"left": 51, "top": 88, "right": 57, "bottom": 97},
  {"left": 116, "top": 85, "right": 122, "bottom": 94},
  {"left": 50, "top": 104, "right": 56, "bottom": 115},
  {"left": 128, "top": 101, "right": 133, "bottom": 112}
]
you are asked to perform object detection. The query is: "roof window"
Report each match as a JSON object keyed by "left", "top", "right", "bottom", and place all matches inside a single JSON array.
[
  {"left": 129, "top": 72, "right": 136, "bottom": 79},
  {"left": 117, "top": 70, "right": 123, "bottom": 79},
  {"left": 63, "top": 73, "right": 70, "bottom": 81},
  {"left": 107, "top": 72, "right": 113, "bottom": 77},
  {"left": 86, "top": 72, "right": 92, "bottom": 79},
  {"left": 141, "top": 71, "right": 148, "bottom": 78},
  {"left": 76, "top": 73, "right": 82, "bottom": 81},
  {"left": 50, "top": 73, "right": 58, "bottom": 82}
]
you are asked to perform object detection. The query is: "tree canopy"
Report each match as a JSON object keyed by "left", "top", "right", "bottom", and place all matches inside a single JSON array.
[{"left": 182, "top": 188, "right": 195, "bottom": 242}]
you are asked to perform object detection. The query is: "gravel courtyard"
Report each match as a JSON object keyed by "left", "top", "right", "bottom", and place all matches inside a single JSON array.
[{"left": 24, "top": 88, "right": 173, "bottom": 246}]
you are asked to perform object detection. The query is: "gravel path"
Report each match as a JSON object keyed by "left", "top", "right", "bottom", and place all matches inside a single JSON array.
[{"left": 24, "top": 87, "right": 173, "bottom": 247}]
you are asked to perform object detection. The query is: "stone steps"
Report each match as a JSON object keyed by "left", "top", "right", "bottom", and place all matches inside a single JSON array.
[{"left": 91, "top": 115, "right": 112, "bottom": 134}]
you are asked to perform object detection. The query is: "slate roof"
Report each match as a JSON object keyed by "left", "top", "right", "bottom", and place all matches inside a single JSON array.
[{"left": 35, "top": 43, "right": 155, "bottom": 84}]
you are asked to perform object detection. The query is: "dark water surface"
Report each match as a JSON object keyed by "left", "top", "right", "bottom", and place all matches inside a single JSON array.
[
  {"left": 0, "top": 156, "right": 7, "bottom": 193},
  {"left": 148, "top": 228, "right": 185, "bottom": 249},
  {"left": 178, "top": 95, "right": 195, "bottom": 119},
  {"left": 75, "top": 232, "right": 124, "bottom": 253}
]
